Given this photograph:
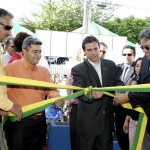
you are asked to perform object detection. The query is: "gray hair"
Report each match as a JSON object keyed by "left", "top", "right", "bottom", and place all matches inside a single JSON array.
[
  {"left": 4, "top": 37, "right": 14, "bottom": 48},
  {"left": 99, "top": 42, "right": 108, "bottom": 49},
  {"left": 22, "top": 36, "right": 42, "bottom": 50},
  {"left": 138, "top": 27, "right": 150, "bottom": 42},
  {"left": 0, "top": 8, "right": 13, "bottom": 19}
]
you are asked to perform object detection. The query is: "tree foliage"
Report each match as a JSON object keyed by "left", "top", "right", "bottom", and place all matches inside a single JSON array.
[
  {"left": 92, "top": 1, "right": 117, "bottom": 23},
  {"left": 20, "top": 0, "right": 117, "bottom": 32},
  {"left": 100, "top": 16, "right": 150, "bottom": 43},
  {"left": 20, "top": 0, "right": 150, "bottom": 44}
]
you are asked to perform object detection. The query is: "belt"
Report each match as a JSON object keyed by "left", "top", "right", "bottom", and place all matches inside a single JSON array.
[{"left": 28, "top": 112, "right": 44, "bottom": 120}]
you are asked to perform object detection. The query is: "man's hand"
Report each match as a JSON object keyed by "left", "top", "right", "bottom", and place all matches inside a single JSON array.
[
  {"left": 91, "top": 92, "right": 103, "bottom": 99},
  {"left": 123, "top": 115, "right": 130, "bottom": 134},
  {"left": 113, "top": 94, "right": 129, "bottom": 104},
  {"left": 10, "top": 104, "right": 22, "bottom": 121}
]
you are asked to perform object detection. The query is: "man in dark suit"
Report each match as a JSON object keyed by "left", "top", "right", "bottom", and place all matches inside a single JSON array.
[
  {"left": 71, "top": 35, "right": 123, "bottom": 150},
  {"left": 114, "top": 45, "right": 136, "bottom": 150},
  {"left": 114, "top": 27, "right": 150, "bottom": 150}
]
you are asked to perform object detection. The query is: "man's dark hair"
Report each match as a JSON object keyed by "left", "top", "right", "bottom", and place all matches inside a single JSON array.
[
  {"left": 22, "top": 36, "right": 42, "bottom": 51},
  {"left": 99, "top": 42, "right": 107, "bottom": 49},
  {"left": 122, "top": 45, "right": 136, "bottom": 56},
  {"left": 0, "top": 8, "right": 13, "bottom": 18},
  {"left": 138, "top": 27, "right": 150, "bottom": 42},
  {"left": 4, "top": 37, "right": 14, "bottom": 48},
  {"left": 14, "top": 32, "right": 30, "bottom": 52},
  {"left": 82, "top": 35, "right": 100, "bottom": 51}
]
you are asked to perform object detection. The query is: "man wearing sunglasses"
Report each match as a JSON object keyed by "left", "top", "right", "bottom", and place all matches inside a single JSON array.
[
  {"left": 114, "top": 45, "right": 136, "bottom": 150},
  {"left": 0, "top": 8, "right": 22, "bottom": 150},
  {"left": 0, "top": 10, "right": 13, "bottom": 42},
  {"left": 99, "top": 42, "right": 107, "bottom": 58},
  {"left": 114, "top": 28, "right": 150, "bottom": 150}
]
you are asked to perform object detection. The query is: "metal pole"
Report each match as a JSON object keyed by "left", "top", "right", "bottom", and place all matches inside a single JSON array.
[{"left": 82, "top": 0, "right": 91, "bottom": 33}]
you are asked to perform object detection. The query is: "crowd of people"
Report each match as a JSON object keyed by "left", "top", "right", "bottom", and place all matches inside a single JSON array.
[{"left": 1, "top": 7, "right": 150, "bottom": 150}]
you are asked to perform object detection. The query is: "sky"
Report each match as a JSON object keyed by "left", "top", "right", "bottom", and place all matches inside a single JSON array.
[
  {"left": 110, "top": 0, "right": 150, "bottom": 18},
  {"left": 0, "top": 0, "right": 40, "bottom": 21},
  {"left": 0, "top": 0, "right": 150, "bottom": 21}
]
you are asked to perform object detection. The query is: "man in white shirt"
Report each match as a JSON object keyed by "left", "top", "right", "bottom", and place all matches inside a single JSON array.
[{"left": 71, "top": 35, "right": 123, "bottom": 150}]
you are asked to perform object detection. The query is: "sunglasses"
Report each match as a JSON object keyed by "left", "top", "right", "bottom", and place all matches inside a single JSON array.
[
  {"left": 100, "top": 50, "right": 106, "bottom": 54},
  {"left": 140, "top": 45, "right": 150, "bottom": 51},
  {"left": 122, "top": 53, "right": 133, "bottom": 56},
  {"left": 0, "top": 22, "right": 13, "bottom": 31},
  {"left": 11, "top": 46, "right": 15, "bottom": 48}
]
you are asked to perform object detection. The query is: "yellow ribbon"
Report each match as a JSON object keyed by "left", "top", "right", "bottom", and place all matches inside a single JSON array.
[{"left": 0, "top": 76, "right": 148, "bottom": 150}]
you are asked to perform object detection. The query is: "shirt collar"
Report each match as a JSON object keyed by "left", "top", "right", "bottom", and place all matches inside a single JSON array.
[
  {"left": 88, "top": 59, "right": 100, "bottom": 67},
  {"left": 21, "top": 58, "right": 37, "bottom": 70},
  {"left": 124, "top": 62, "right": 134, "bottom": 67},
  {"left": 4, "top": 51, "right": 11, "bottom": 56}
]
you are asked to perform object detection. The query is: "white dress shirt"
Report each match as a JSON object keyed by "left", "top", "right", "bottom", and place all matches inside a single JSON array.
[
  {"left": 2, "top": 51, "right": 12, "bottom": 66},
  {"left": 88, "top": 59, "right": 102, "bottom": 86}
]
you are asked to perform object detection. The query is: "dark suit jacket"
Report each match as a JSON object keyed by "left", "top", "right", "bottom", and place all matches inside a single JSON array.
[
  {"left": 71, "top": 59, "right": 123, "bottom": 136},
  {"left": 129, "top": 56, "right": 150, "bottom": 133}
]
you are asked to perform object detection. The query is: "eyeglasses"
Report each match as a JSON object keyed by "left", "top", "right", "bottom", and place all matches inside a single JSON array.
[
  {"left": 122, "top": 53, "right": 133, "bottom": 56},
  {"left": 140, "top": 45, "right": 150, "bottom": 51},
  {"left": 100, "top": 50, "right": 106, "bottom": 54},
  {"left": 0, "top": 22, "right": 13, "bottom": 31}
]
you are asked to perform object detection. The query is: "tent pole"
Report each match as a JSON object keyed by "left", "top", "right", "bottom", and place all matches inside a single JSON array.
[{"left": 82, "top": 0, "right": 91, "bottom": 34}]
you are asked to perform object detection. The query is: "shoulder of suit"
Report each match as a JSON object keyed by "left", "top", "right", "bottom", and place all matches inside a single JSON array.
[
  {"left": 72, "top": 61, "right": 84, "bottom": 69},
  {"left": 117, "top": 63, "right": 124, "bottom": 67},
  {"left": 142, "top": 56, "right": 148, "bottom": 63},
  {"left": 101, "top": 58, "right": 116, "bottom": 65}
]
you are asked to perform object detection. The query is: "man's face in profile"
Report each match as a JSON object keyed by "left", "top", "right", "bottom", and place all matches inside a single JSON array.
[{"left": 0, "top": 16, "right": 13, "bottom": 42}]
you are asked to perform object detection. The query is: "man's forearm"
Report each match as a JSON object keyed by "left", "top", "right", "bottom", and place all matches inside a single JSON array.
[{"left": 0, "top": 94, "right": 13, "bottom": 111}]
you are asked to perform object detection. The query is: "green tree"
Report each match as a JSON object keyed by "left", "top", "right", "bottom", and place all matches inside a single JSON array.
[
  {"left": 20, "top": 0, "right": 117, "bottom": 32},
  {"left": 100, "top": 16, "right": 150, "bottom": 43}
]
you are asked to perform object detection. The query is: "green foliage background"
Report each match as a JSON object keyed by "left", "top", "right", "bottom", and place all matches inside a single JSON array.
[{"left": 20, "top": 0, "right": 150, "bottom": 44}]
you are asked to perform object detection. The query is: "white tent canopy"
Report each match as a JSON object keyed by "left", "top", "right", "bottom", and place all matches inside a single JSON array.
[
  {"left": 72, "top": 22, "right": 135, "bottom": 47},
  {"left": 36, "top": 29, "right": 128, "bottom": 64}
]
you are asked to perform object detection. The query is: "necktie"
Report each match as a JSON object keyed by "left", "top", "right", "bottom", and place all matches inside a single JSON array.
[{"left": 122, "top": 67, "right": 128, "bottom": 81}]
